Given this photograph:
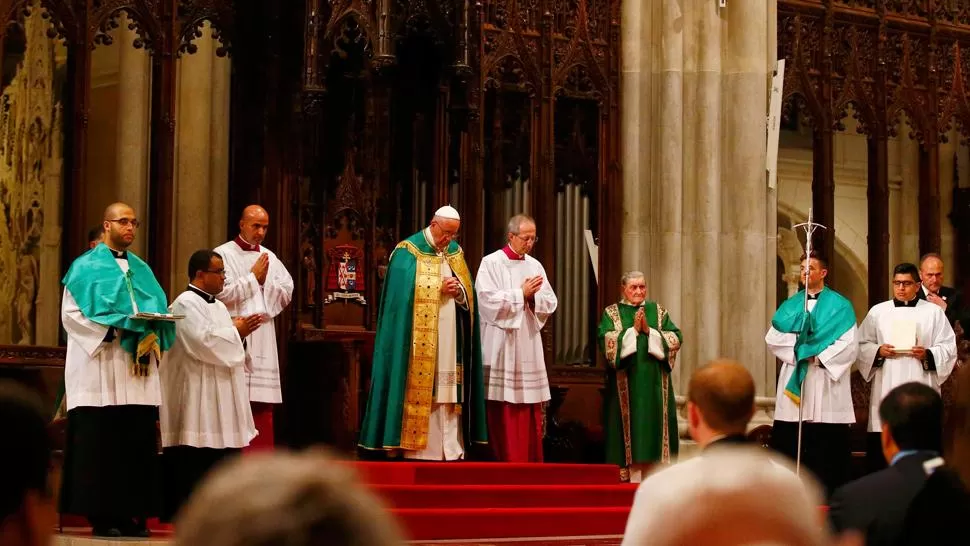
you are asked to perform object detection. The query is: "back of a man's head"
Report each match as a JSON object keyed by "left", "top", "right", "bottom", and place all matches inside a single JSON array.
[
  {"left": 878, "top": 382, "right": 943, "bottom": 452},
  {"left": 687, "top": 359, "right": 756, "bottom": 442},
  {"left": 624, "top": 447, "right": 833, "bottom": 546},
  {"left": 174, "top": 450, "right": 403, "bottom": 546},
  {"left": 0, "top": 381, "right": 54, "bottom": 546}
]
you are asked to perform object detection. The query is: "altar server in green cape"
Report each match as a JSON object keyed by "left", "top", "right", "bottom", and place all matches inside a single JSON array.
[
  {"left": 359, "top": 205, "right": 488, "bottom": 460},
  {"left": 765, "top": 252, "right": 858, "bottom": 496},
  {"left": 59, "top": 202, "right": 175, "bottom": 538},
  {"left": 598, "top": 271, "right": 681, "bottom": 483}
]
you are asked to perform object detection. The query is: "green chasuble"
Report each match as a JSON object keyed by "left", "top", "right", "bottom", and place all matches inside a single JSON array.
[
  {"left": 358, "top": 231, "right": 488, "bottom": 452},
  {"left": 771, "top": 288, "right": 856, "bottom": 404},
  {"left": 598, "top": 300, "right": 681, "bottom": 470},
  {"left": 62, "top": 243, "right": 175, "bottom": 375}
]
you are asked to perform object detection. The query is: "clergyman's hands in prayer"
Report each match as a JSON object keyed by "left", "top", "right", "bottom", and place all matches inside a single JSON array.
[
  {"left": 522, "top": 276, "right": 543, "bottom": 299},
  {"left": 911, "top": 346, "right": 927, "bottom": 360},
  {"left": 234, "top": 314, "right": 262, "bottom": 338},
  {"left": 633, "top": 308, "right": 649, "bottom": 334},
  {"left": 251, "top": 253, "right": 270, "bottom": 285},
  {"left": 441, "top": 277, "right": 462, "bottom": 298},
  {"left": 878, "top": 344, "right": 897, "bottom": 358}
]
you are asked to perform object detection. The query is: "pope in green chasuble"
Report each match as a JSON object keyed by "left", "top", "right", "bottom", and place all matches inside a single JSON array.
[
  {"left": 359, "top": 212, "right": 488, "bottom": 458},
  {"left": 597, "top": 273, "right": 681, "bottom": 481}
]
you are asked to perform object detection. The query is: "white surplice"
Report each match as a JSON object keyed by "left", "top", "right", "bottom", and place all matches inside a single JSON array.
[
  {"left": 61, "top": 256, "right": 161, "bottom": 410},
  {"left": 213, "top": 241, "right": 294, "bottom": 404},
  {"left": 857, "top": 299, "right": 957, "bottom": 431},
  {"left": 476, "top": 248, "right": 557, "bottom": 404},
  {"left": 403, "top": 228, "right": 469, "bottom": 461},
  {"left": 765, "top": 296, "right": 859, "bottom": 424},
  {"left": 159, "top": 288, "right": 257, "bottom": 449}
]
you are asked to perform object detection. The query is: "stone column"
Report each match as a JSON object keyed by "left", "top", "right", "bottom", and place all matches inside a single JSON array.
[
  {"left": 210, "top": 51, "right": 231, "bottom": 246},
  {"left": 173, "top": 24, "right": 214, "bottom": 292},
  {"left": 115, "top": 14, "right": 152, "bottom": 257},
  {"left": 621, "top": 0, "right": 775, "bottom": 404},
  {"left": 721, "top": 0, "right": 772, "bottom": 393},
  {"left": 619, "top": 0, "right": 643, "bottom": 274}
]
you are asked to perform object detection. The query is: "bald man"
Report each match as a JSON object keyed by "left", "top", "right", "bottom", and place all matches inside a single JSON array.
[
  {"left": 214, "top": 205, "right": 294, "bottom": 450},
  {"left": 917, "top": 253, "right": 961, "bottom": 325},
  {"left": 59, "top": 202, "right": 175, "bottom": 537},
  {"left": 359, "top": 205, "right": 488, "bottom": 460}
]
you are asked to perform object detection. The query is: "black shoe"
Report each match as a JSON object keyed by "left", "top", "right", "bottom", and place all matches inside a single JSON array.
[
  {"left": 91, "top": 526, "right": 123, "bottom": 538},
  {"left": 122, "top": 518, "right": 151, "bottom": 538}
]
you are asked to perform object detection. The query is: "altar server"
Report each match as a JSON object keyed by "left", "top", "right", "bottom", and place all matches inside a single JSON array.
[
  {"left": 160, "top": 249, "right": 261, "bottom": 521},
  {"left": 59, "top": 202, "right": 175, "bottom": 538},
  {"left": 214, "top": 205, "right": 294, "bottom": 449},
  {"left": 476, "top": 214, "right": 557, "bottom": 462},
  {"left": 858, "top": 262, "right": 957, "bottom": 471},
  {"left": 765, "top": 252, "right": 859, "bottom": 496}
]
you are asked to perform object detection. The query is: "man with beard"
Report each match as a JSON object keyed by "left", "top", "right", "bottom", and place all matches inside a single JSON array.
[{"left": 59, "top": 202, "right": 175, "bottom": 537}]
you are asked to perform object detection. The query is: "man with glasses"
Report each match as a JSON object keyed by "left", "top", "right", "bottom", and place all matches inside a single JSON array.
[
  {"left": 159, "top": 250, "right": 260, "bottom": 521},
  {"left": 475, "top": 214, "right": 557, "bottom": 462},
  {"left": 214, "top": 205, "right": 294, "bottom": 450},
  {"left": 359, "top": 205, "right": 488, "bottom": 460},
  {"left": 858, "top": 262, "right": 957, "bottom": 472},
  {"left": 59, "top": 202, "right": 175, "bottom": 537}
]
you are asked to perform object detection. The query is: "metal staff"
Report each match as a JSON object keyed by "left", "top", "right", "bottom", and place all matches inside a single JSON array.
[{"left": 791, "top": 207, "right": 827, "bottom": 475}]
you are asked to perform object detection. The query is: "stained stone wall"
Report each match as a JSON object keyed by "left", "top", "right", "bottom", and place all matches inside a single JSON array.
[{"left": 621, "top": 0, "right": 778, "bottom": 412}]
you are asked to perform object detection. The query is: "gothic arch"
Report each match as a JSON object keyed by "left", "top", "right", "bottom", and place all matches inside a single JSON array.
[{"left": 777, "top": 204, "right": 868, "bottom": 321}]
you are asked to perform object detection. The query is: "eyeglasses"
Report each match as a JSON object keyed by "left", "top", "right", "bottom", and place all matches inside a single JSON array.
[
  {"left": 892, "top": 280, "right": 916, "bottom": 287},
  {"left": 205, "top": 269, "right": 226, "bottom": 276},
  {"left": 109, "top": 218, "right": 140, "bottom": 228},
  {"left": 513, "top": 234, "right": 538, "bottom": 244}
]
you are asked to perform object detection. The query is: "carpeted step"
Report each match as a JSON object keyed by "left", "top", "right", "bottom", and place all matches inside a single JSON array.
[
  {"left": 391, "top": 506, "right": 631, "bottom": 540},
  {"left": 372, "top": 484, "right": 639, "bottom": 509},
  {"left": 352, "top": 462, "right": 622, "bottom": 485}
]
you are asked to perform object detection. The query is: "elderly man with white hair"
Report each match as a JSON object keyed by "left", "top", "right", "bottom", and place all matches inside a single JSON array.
[
  {"left": 359, "top": 206, "right": 488, "bottom": 461},
  {"left": 476, "top": 214, "right": 557, "bottom": 462},
  {"left": 597, "top": 271, "right": 681, "bottom": 482}
]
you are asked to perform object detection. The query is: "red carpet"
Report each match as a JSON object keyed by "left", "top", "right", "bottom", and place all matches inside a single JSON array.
[{"left": 354, "top": 462, "right": 633, "bottom": 540}]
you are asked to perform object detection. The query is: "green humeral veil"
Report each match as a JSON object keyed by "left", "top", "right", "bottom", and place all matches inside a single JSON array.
[
  {"left": 62, "top": 243, "right": 175, "bottom": 375},
  {"left": 597, "top": 301, "right": 681, "bottom": 470},
  {"left": 358, "top": 231, "right": 488, "bottom": 452},
  {"left": 771, "top": 288, "right": 856, "bottom": 404}
]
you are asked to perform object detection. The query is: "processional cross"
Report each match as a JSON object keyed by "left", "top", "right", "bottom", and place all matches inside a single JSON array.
[{"left": 790, "top": 207, "right": 827, "bottom": 475}]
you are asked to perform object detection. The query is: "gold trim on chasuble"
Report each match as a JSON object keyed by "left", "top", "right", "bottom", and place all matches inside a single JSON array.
[
  {"left": 605, "top": 304, "right": 633, "bottom": 468},
  {"left": 657, "top": 304, "right": 680, "bottom": 464},
  {"left": 396, "top": 242, "right": 476, "bottom": 450}
]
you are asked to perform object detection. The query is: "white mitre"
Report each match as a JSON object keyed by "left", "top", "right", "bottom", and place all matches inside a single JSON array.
[{"left": 434, "top": 205, "right": 461, "bottom": 220}]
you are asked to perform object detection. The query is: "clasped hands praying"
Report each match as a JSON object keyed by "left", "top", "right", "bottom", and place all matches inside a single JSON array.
[{"left": 632, "top": 307, "right": 651, "bottom": 335}]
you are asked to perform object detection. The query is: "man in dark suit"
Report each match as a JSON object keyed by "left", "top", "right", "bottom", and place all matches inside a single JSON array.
[
  {"left": 918, "top": 253, "right": 961, "bottom": 325},
  {"left": 828, "top": 382, "right": 943, "bottom": 546}
]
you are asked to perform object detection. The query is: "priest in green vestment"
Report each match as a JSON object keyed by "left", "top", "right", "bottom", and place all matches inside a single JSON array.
[
  {"left": 597, "top": 271, "right": 681, "bottom": 482},
  {"left": 359, "top": 205, "right": 488, "bottom": 460}
]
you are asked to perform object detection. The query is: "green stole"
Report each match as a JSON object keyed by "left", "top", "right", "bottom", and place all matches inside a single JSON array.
[
  {"left": 62, "top": 243, "right": 175, "bottom": 375},
  {"left": 358, "top": 230, "right": 488, "bottom": 452},
  {"left": 771, "top": 288, "right": 856, "bottom": 404}
]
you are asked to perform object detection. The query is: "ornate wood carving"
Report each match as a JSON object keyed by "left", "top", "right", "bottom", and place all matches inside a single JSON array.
[{"left": 781, "top": 0, "right": 970, "bottom": 458}]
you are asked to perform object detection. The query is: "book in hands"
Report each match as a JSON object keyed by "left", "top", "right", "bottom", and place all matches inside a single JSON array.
[{"left": 130, "top": 312, "right": 185, "bottom": 321}]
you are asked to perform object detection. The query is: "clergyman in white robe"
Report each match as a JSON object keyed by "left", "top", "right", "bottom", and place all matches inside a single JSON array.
[
  {"left": 857, "top": 295, "right": 956, "bottom": 471},
  {"left": 765, "top": 287, "right": 858, "bottom": 495},
  {"left": 214, "top": 235, "right": 293, "bottom": 448},
  {"left": 476, "top": 244, "right": 557, "bottom": 462},
  {"left": 160, "top": 283, "right": 257, "bottom": 520}
]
